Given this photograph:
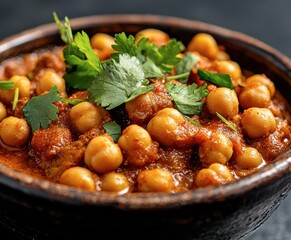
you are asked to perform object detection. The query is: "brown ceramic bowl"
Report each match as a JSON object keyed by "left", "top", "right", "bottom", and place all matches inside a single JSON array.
[{"left": 0, "top": 14, "right": 290, "bottom": 240}]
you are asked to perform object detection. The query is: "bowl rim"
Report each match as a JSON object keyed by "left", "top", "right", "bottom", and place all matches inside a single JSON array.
[{"left": 0, "top": 14, "right": 290, "bottom": 209}]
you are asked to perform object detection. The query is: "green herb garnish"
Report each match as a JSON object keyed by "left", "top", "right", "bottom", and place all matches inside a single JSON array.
[
  {"left": 0, "top": 81, "right": 14, "bottom": 90},
  {"left": 54, "top": 13, "right": 102, "bottom": 90},
  {"left": 88, "top": 54, "right": 153, "bottom": 110},
  {"left": 165, "top": 82, "right": 208, "bottom": 115},
  {"left": 174, "top": 53, "right": 198, "bottom": 83},
  {"left": 60, "top": 98, "right": 85, "bottom": 105},
  {"left": 23, "top": 86, "right": 61, "bottom": 132},
  {"left": 184, "top": 115, "right": 200, "bottom": 126},
  {"left": 103, "top": 121, "right": 121, "bottom": 142},
  {"left": 198, "top": 69, "right": 233, "bottom": 89},
  {"left": 216, "top": 112, "right": 238, "bottom": 132}
]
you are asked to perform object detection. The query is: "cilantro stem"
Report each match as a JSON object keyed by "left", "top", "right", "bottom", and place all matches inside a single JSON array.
[
  {"left": 0, "top": 81, "right": 14, "bottom": 90},
  {"left": 216, "top": 112, "right": 238, "bottom": 132},
  {"left": 12, "top": 87, "right": 19, "bottom": 111},
  {"left": 166, "top": 72, "right": 190, "bottom": 81},
  {"left": 60, "top": 98, "right": 85, "bottom": 105},
  {"left": 184, "top": 115, "right": 200, "bottom": 126}
]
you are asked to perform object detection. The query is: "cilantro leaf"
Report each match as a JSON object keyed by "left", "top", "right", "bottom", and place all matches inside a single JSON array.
[
  {"left": 112, "top": 33, "right": 163, "bottom": 78},
  {"left": 111, "top": 32, "right": 138, "bottom": 58},
  {"left": 54, "top": 14, "right": 102, "bottom": 90},
  {"left": 165, "top": 82, "right": 208, "bottom": 115},
  {"left": 103, "top": 121, "right": 121, "bottom": 142},
  {"left": 88, "top": 54, "right": 152, "bottom": 110},
  {"left": 198, "top": 69, "right": 233, "bottom": 89},
  {"left": 138, "top": 38, "right": 185, "bottom": 73},
  {"left": 63, "top": 31, "right": 102, "bottom": 90},
  {"left": 23, "top": 86, "right": 61, "bottom": 132},
  {"left": 175, "top": 53, "right": 198, "bottom": 83}
]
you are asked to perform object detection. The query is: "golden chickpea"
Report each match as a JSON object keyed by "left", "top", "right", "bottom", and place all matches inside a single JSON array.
[
  {"left": 90, "top": 33, "right": 115, "bottom": 52},
  {"left": 36, "top": 71, "right": 67, "bottom": 97},
  {"left": 125, "top": 91, "right": 154, "bottom": 124},
  {"left": 59, "top": 167, "right": 96, "bottom": 191},
  {"left": 147, "top": 108, "right": 186, "bottom": 147},
  {"left": 137, "top": 169, "right": 175, "bottom": 193},
  {"left": 241, "top": 107, "right": 276, "bottom": 139},
  {"left": 0, "top": 76, "right": 31, "bottom": 104},
  {"left": 187, "top": 33, "right": 219, "bottom": 59},
  {"left": 0, "top": 116, "right": 30, "bottom": 147},
  {"left": 118, "top": 124, "right": 152, "bottom": 152},
  {"left": 136, "top": 28, "right": 170, "bottom": 46},
  {"left": 214, "top": 60, "right": 242, "bottom": 81},
  {"left": 84, "top": 134, "right": 123, "bottom": 174},
  {"left": 245, "top": 74, "right": 275, "bottom": 98},
  {"left": 70, "top": 102, "right": 109, "bottom": 134},
  {"left": 101, "top": 172, "right": 130, "bottom": 193},
  {"left": 206, "top": 87, "right": 239, "bottom": 118},
  {"left": 216, "top": 51, "right": 230, "bottom": 61},
  {"left": 0, "top": 102, "right": 7, "bottom": 122},
  {"left": 198, "top": 132, "right": 233, "bottom": 165},
  {"left": 235, "top": 147, "right": 263, "bottom": 169},
  {"left": 118, "top": 124, "right": 158, "bottom": 166},
  {"left": 195, "top": 163, "right": 233, "bottom": 187},
  {"left": 209, "top": 163, "right": 234, "bottom": 182},
  {"left": 239, "top": 83, "right": 271, "bottom": 109}
]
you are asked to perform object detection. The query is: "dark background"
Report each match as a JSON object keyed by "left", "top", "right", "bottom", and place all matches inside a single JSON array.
[{"left": 0, "top": 0, "right": 290, "bottom": 239}]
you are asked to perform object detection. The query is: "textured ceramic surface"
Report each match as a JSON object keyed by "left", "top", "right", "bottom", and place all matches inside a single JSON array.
[{"left": 0, "top": 15, "right": 290, "bottom": 240}]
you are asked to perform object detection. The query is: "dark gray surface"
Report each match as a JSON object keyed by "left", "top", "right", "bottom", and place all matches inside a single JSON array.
[{"left": 0, "top": 0, "right": 290, "bottom": 239}]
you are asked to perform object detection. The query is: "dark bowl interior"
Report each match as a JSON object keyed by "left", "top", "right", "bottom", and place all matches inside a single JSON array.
[{"left": 0, "top": 14, "right": 290, "bottom": 240}]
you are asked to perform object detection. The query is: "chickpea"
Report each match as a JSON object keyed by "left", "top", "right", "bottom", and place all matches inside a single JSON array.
[
  {"left": 90, "top": 33, "right": 115, "bottom": 52},
  {"left": 36, "top": 71, "right": 67, "bottom": 97},
  {"left": 137, "top": 169, "right": 175, "bottom": 193},
  {"left": 239, "top": 83, "right": 271, "bottom": 109},
  {"left": 136, "top": 28, "right": 170, "bottom": 46},
  {"left": 241, "top": 107, "right": 276, "bottom": 139},
  {"left": 125, "top": 91, "right": 154, "bottom": 124},
  {"left": 235, "top": 147, "right": 263, "bottom": 169},
  {"left": 214, "top": 60, "right": 242, "bottom": 81},
  {"left": 147, "top": 108, "right": 187, "bottom": 147},
  {"left": 84, "top": 134, "right": 123, "bottom": 174},
  {"left": 118, "top": 124, "right": 152, "bottom": 151},
  {"left": 195, "top": 163, "right": 233, "bottom": 187},
  {"left": 0, "top": 76, "right": 31, "bottom": 104},
  {"left": 206, "top": 87, "right": 239, "bottom": 118},
  {"left": 59, "top": 167, "right": 96, "bottom": 191},
  {"left": 0, "top": 116, "right": 30, "bottom": 147},
  {"left": 187, "top": 33, "right": 219, "bottom": 59},
  {"left": 101, "top": 172, "right": 129, "bottom": 193},
  {"left": 245, "top": 74, "right": 275, "bottom": 98},
  {"left": 0, "top": 102, "right": 7, "bottom": 122},
  {"left": 198, "top": 132, "right": 233, "bottom": 165},
  {"left": 118, "top": 124, "right": 158, "bottom": 166},
  {"left": 216, "top": 51, "right": 230, "bottom": 61},
  {"left": 70, "top": 102, "right": 109, "bottom": 134}
]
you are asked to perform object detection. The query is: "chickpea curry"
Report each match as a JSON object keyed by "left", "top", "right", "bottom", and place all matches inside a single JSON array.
[{"left": 0, "top": 14, "right": 290, "bottom": 194}]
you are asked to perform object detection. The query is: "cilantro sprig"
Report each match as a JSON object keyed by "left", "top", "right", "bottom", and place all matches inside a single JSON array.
[
  {"left": 54, "top": 13, "right": 102, "bottom": 90},
  {"left": 23, "top": 86, "right": 61, "bottom": 132},
  {"left": 165, "top": 82, "right": 208, "bottom": 115},
  {"left": 198, "top": 69, "right": 233, "bottom": 89},
  {"left": 88, "top": 54, "right": 153, "bottom": 110},
  {"left": 112, "top": 32, "right": 184, "bottom": 76}
]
